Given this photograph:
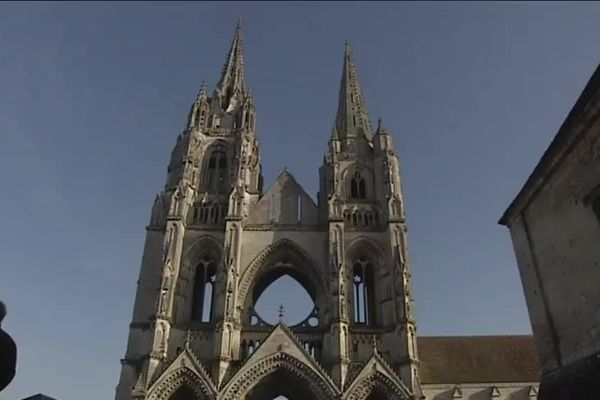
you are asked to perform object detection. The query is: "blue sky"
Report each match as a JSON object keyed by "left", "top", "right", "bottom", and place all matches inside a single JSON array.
[{"left": 1, "top": 2, "right": 599, "bottom": 399}]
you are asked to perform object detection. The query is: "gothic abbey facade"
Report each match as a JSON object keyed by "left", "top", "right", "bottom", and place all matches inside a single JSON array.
[{"left": 116, "top": 22, "right": 540, "bottom": 400}]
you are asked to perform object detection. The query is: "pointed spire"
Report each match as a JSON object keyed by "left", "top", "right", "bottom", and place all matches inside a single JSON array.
[
  {"left": 218, "top": 18, "right": 247, "bottom": 99},
  {"left": 528, "top": 386, "right": 539, "bottom": 398},
  {"left": 490, "top": 386, "right": 501, "bottom": 397},
  {"left": 451, "top": 387, "right": 463, "bottom": 399},
  {"left": 372, "top": 334, "right": 378, "bottom": 355},
  {"left": 278, "top": 304, "right": 286, "bottom": 325},
  {"left": 184, "top": 329, "right": 192, "bottom": 349},
  {"left": 375, "top": 117, "right": 390, "bottom": 135},
  {"left": 330, "top": 123, "right": 339, "bottom": 141},
  {"left": 196, "top": 81, "right": 208, "bottom": 101},
  {"left": 335, "top": 40, "right": 373, "bottom": 141}
]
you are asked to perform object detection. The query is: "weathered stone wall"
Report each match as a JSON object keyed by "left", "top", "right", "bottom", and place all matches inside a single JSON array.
[
  {"left": 245, "top": 171, "right": 320, "bottom": 226},
  {"left": 507, "top": 113, "right": 600, "bottom": 378}
]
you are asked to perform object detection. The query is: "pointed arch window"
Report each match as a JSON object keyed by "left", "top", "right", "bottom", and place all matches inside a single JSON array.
[
  {"left": 352, "top": 257, "right": 374, "bottom": 326},
  {"left": 350, "top": 171, "right": 367, "bottom": 200},
  {"left": 191, "top": 256, "right": 217, "bottom": 323},
  {"left": 205, "top": 146, "right": 228, "bottom": 194}
]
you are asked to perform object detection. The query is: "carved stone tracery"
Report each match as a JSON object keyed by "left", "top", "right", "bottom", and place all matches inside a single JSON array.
[
  {"left": 237, "top": 239, "right": 327, "bottom": 313},
  {"left": 345, "top": 371, "right": 410, "bottom": 400},
  {"left": 117, "top": 25, "right": 432, "bottom": 400},
  {"left": 220, "top": 352, "right": 339, "bottom": 400},
  {"left": 147, "top": 368, "right": 213, "bottom": 400}
]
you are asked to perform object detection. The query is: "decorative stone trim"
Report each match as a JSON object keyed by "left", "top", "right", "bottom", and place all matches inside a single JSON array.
[
  {"left": 181, "top": 235, "right": 223, "bottom": 266},
  {"left": 344, "top": 371, "right": 409, "bottom": 400},
  {"left": 185, "top": 225, "right": 224, "bottom": 232},
  {"left": 220, "top": 352, "right": 340, "bottom": 400},
  {"left": 237, "top": 238, "right": 327, "bottom": 307},
  {"left": 279, "top": 324, "right": 334, "bottom": 382},
  {"left": 147, "top": 367, "right": 215, "bottom": 400},
  {"left": 243, "top": 224, "right": 326, "bottom": 232},
  {"left": 345, "top": 236, "right": 386, "bottom": 258}
]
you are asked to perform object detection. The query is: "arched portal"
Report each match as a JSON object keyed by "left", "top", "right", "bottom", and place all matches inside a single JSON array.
[
  {"left": 147, "top": 367, "right": 213, "bottom": 400},
  {"left": 365, "top": 386, "right": 394, "bottom": 400},
  {"left": 245, "top": 368, "right": 320, "bottom": 400},
  {"left": 170, "top": 386, "right": 198, "bottom": 400},
  {"left": 345, "top": 371, "right": 411, "bottom": 400},
  {"left": 220, "top": 353, "right": 339, "bottom": 400}
]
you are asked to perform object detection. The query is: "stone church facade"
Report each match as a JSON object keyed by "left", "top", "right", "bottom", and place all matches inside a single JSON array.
[{"left": 116, "top": 22, "right": 540, "bottom": 400}]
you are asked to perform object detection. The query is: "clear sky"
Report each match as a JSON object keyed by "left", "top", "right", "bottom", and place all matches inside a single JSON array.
[{"left": 1, "top": 2, "right": 599, "bottom": 399}]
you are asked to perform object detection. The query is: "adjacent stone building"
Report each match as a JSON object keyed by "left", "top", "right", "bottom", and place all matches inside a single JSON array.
[
  {"left": 116, "top": 22, "right": 540, "bottom": 400},
  {"left": 499, "top": 64, "right": 600, "bottom": 399}
]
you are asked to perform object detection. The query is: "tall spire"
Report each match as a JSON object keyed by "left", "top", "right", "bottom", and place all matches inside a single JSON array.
[
  {"left": 335, "top": 40, "right": 373, "bottom": 141},
  {"left": 218, "top": 18, "right": 247, "bottom": 100},
  {"left": 196, "top": 81, "right": 207, "bottom": 101}
]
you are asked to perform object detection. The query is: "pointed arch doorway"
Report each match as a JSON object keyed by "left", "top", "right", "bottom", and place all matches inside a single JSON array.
[
  {"left": 244, "top": 368, "right": 320, "bottom": 400},
  {"left": 169, "top": 386, "right": 201, "bottom": 400}
]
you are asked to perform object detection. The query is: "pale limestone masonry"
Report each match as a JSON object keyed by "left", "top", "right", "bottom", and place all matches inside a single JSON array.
[
  {"left": 500, "top": 64, "right": 600, "bottom": 400},
  {"left": 116, "top": 21, "right": 539, "bottom": 400}
]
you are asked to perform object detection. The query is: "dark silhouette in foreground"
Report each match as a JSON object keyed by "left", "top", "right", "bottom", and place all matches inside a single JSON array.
[{"left": 0, "top": 301, "right": 17, "bottom": 392}]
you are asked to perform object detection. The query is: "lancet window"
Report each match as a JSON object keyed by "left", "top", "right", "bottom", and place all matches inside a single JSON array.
[
  {"left": 352, "top": 257, "right": 375, "bottom": 326},
  {"left": 350, "top": 171, "right": 367, "bottom": 199},
  {"left": 204, "top": 146, "right": 228, "bottom": 194},
  {"left": 191, "top": 256, "right": 217, "bottom": 323}
]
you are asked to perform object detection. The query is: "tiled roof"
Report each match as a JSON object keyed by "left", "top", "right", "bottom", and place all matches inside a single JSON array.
[{"left": 418, "top": 335, "right": 540, "bottom": 384}]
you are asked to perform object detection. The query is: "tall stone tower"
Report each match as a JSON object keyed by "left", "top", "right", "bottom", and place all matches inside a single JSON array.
[{"left": 115, "top": 22, "right": 421, "bottom": 400}]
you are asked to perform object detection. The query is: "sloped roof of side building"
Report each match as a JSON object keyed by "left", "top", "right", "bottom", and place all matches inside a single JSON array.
[{"left": 418, "top": 335, "right": 540, "bottom": 384}]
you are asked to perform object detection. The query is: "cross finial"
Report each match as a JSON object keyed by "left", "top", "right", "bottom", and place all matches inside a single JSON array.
[
  {"left": 197, "top": 81, "right": 207, "bottom": 100},
  {"left": 184, "top": 329, "right": 192, "bottom": 348},
  {"left": 372, "top": 334, "right": 378, "bottom": 354},
  {"left": 278, "top": 304, "right": 285, "bottom": 325}
]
